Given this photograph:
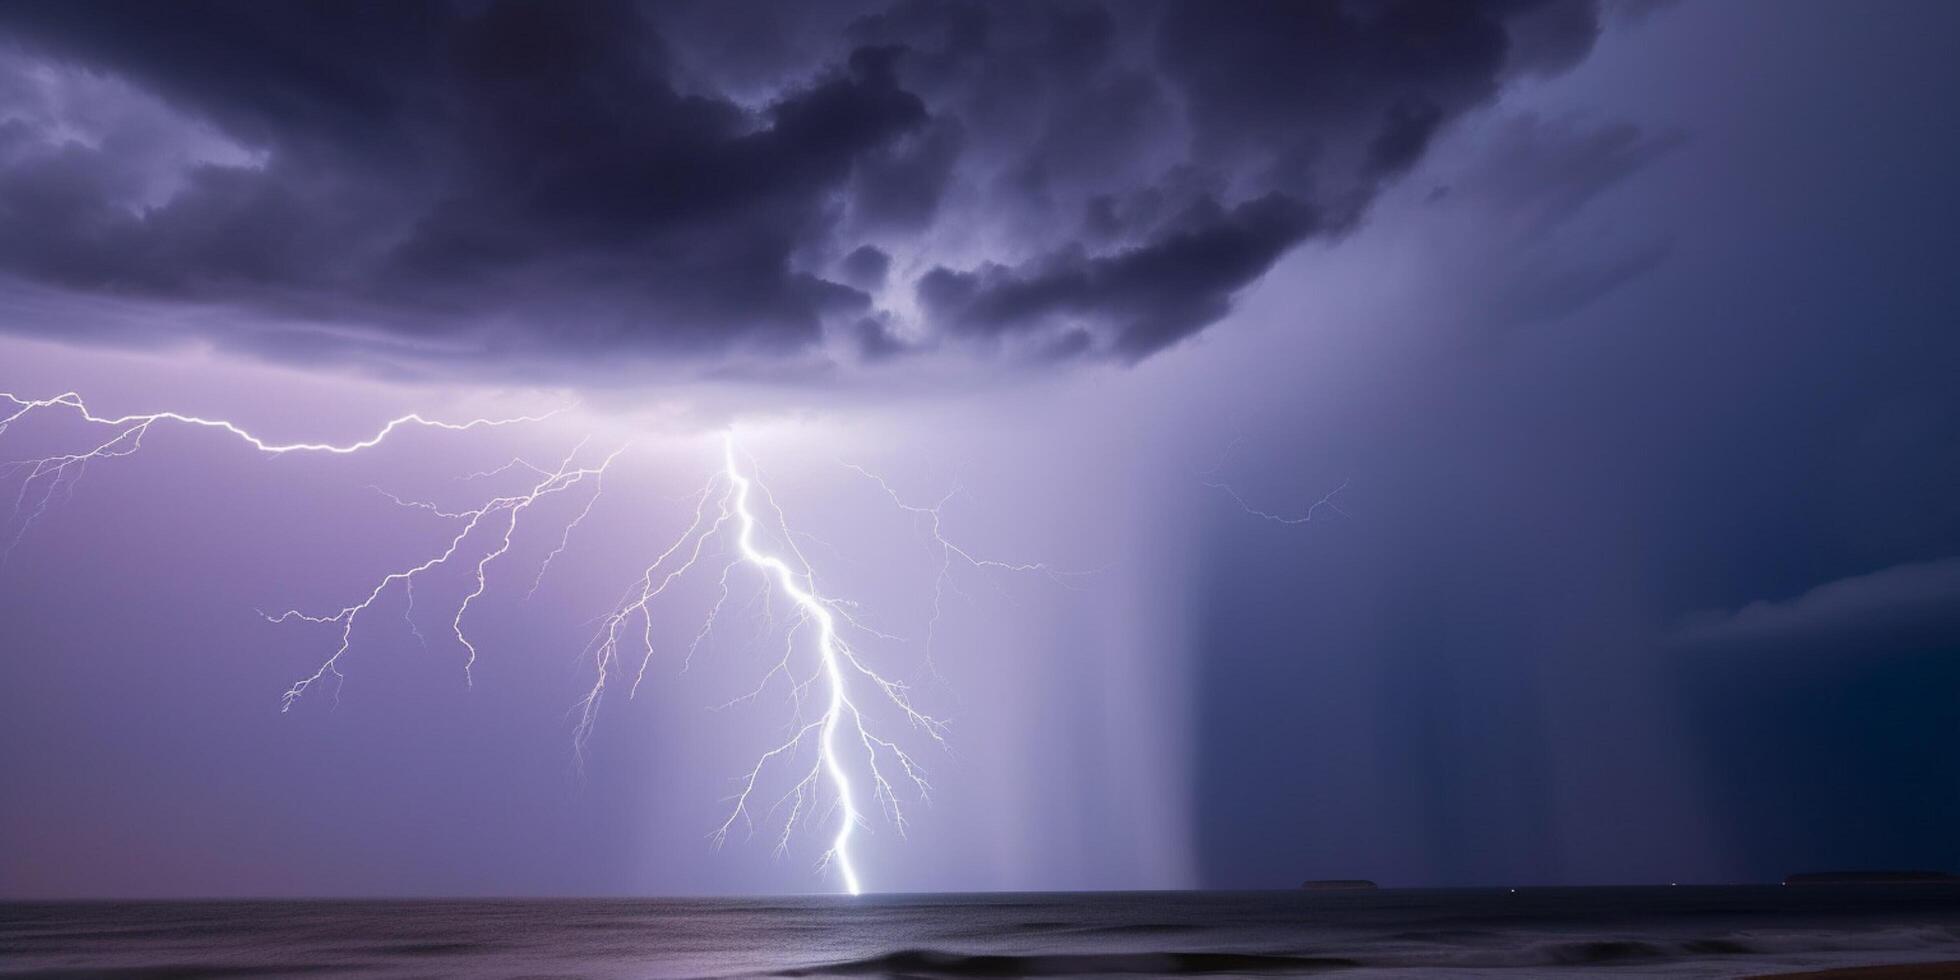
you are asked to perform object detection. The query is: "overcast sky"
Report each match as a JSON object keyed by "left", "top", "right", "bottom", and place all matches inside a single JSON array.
[{"left": 1, "top": 0, "right": 1956, "bottom": 897}]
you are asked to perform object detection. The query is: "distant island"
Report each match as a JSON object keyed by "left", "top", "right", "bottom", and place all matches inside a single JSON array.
[
  {"left": 1300, "top": 880, "right": 1378, "bottom": 891},
  {"left": 1783, "top": 871, "right": 1960, "bottom": 885}
]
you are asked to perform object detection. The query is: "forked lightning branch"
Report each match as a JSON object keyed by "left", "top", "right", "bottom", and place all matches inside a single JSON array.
[{"left": 0, "top": 390, "right": 1077, "bottom": 894}]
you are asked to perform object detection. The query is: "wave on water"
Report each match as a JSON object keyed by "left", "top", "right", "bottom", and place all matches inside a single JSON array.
[
  {"left": 778, "top": 949, "right": 1359, "bottom": 977},
  {"left": 6, "top": 888, "right": 1960, "bottom": 979}
]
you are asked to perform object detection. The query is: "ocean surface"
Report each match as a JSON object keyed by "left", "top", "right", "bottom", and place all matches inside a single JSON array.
[{"left": 5, "top": 887, "right": 1960, "bottom": 978}]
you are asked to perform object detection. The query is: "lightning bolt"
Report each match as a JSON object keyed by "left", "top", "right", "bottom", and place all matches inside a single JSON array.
[
  {"left": 726, "top": 439, "right": 880, "bottom": 894},
  {"left": 1200, "top": 435, "right": 1351, "bottom": 525},
  {"left": 0, "top": 388, "right": 601, "bottom": 702},
  {"left": 0, "top": 390, "right": 565, "bottom": 558},
  {"left": 1, "top": 391, "right": 563, "bottom": 455},
  {"left": 575, "top": 436, "right": 996, "bottom": 895},
  {"left": 843, "top": 462, "right": 1098, "bottom": 674},
  {"left": 268, "top": 439, "right": 624, "bottom": 707},
  {"left": 568, "top": 436, "right": 1097, "bottom": 893},
  {"left": 2, "top": 389, "right": 1078, "bottom": 895}
]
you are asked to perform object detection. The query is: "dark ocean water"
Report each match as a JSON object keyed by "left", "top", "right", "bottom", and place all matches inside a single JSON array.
[{"left": 5, "top": 887, "right": 1960, "bottom": 978}]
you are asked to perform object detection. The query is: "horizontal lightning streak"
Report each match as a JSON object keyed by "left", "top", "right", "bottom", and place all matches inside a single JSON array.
[
  {"left": 3, "top": 391, "right": 567, "bottom": 455},
  {"left": 0, "top": 390, "right": 570, "bottom": 557},
  {"left": 1200, "top": 436, "right": 1351, "bottom": 525}
]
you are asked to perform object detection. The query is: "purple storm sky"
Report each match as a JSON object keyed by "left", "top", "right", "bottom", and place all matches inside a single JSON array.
[{"left": 2, "top": 1, "right": 1959, "bottom": 898}]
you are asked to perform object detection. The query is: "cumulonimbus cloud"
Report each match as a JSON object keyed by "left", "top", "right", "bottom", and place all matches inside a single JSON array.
[{"left": 0, "top": 0, "right": 1605, "bottom": 383}]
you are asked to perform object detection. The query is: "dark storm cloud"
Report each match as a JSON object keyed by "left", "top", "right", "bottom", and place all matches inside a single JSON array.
[
  {"left": 918, "top": 193, "right": 1315, "bottom": 360},
  {"left": 0, "top": 0, "right": 1604, "bottom": 380}
]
